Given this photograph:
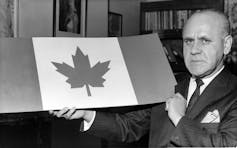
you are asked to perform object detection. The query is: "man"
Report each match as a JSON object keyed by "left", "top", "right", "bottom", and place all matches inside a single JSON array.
[{"left": 50, "top": 9, "right": 237, "bottom": 147}]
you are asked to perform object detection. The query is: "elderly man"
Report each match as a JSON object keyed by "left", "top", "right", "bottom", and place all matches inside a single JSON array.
[{"left": 51, "top": 9, "right": 237, "bottom": 147}]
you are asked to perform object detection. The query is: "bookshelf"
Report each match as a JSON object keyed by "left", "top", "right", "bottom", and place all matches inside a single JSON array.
[
  {"left": 140, "top": 0, "right": 224, "bottom": 39},
  {"left": 140, "top": 0, "right": 224, "bottom": 74}
]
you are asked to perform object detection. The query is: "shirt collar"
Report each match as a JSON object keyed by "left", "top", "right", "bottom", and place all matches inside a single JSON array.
[{"left": 190, "top": 66, "right": 225, "bottom": 86}]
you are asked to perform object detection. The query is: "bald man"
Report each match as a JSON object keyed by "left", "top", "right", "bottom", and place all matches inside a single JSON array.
[{"left": 51, "top": 9, "right": 237, "bottom": 147}]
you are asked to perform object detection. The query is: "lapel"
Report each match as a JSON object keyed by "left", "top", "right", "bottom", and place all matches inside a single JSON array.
[
  {"left": 175, "top": 75, "right": 190, "bottom": 100},
  {"left": 186, "top": 68, "right": 234, "bottom": 119}
]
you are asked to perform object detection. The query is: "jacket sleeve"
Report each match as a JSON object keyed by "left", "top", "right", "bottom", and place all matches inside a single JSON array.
[
  {"left": 170, "top": 101, "right": 237, "bottom": 147},
  {"left": 86, "top": 108, "right": 151, "bottom": 143}
]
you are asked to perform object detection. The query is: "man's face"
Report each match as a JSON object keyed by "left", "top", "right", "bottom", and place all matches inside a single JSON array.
[{"left": 183, "top": 13, "right": 226, "bottom": 78}]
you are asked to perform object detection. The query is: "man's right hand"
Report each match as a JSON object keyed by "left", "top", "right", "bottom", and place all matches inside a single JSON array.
[{"left": 49, "top": 107, "right": 94, "bottom": 123}]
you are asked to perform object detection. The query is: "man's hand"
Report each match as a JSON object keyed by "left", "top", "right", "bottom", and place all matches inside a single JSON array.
[
  {"left": 49, "top": 107, "right": 94, "bottom": 123},
  {"left": 165, "top": 93, "right": 186, "bottom": 126}
]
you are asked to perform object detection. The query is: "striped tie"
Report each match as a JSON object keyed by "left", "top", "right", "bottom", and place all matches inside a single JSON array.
[{"left": 186, "top": 78, "right": 204, "bottom": 113}]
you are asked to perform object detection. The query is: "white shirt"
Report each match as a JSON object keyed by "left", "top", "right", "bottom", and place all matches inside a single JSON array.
[
  {"left": 83, "top": 111, "right": 96, "bottom": 131},
  {"left": 187, "top": 66, "right": 225, "bottom": 106}
]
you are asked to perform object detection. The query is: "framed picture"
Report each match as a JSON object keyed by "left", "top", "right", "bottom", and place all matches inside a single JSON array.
[
  {"left": 0, "top": 0, "right": 19, "bottom": 37},
  {"left": 108, "top": 12, "right": 122, "bottom": 37},
  {"left": 225, "top": 0, "right": 237, "bottom": 48},
  {"left": 224, "top": 0, "right": 237, "bottom": 74},
  {"left": 53, "top": 0, "right": 87, "bottom": 37}
]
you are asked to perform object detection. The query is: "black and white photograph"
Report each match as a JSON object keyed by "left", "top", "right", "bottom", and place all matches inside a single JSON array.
[
  {"left": 53, "top": 0, "right": 87, "bottom": 36},
  {"left": 1, "top": 0, "right": 237, "bottom": 148},
  {"left": 108, "top": 12, "right": 122, "bottom": 37},
  {"left": 225, "top": 0, "right": 237, "bottom": 48}
]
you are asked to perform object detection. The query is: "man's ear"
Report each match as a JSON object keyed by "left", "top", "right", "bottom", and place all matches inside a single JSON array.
[{"left": 224, "top": 35, "right": 233, "bottom": 55}]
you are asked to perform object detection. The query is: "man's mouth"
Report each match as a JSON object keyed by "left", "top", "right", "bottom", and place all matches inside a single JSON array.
[
  {"left": 190, "top": 60, "right": 204, "bottom": 65},
  {"left": 191, "top": 59, "right": 203, "bottom": 63}
]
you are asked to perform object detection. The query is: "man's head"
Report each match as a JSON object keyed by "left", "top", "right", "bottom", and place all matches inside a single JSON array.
[{"left": 182, "top": 9, "right": 232, "bottom": 78}]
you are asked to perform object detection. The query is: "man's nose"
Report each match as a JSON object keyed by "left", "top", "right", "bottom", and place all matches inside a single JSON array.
[{"left": 191, "top": 41, "right": 201, "bottom": 54}]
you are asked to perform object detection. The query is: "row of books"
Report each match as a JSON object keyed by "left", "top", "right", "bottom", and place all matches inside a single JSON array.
[{"left": 143, "top": 9, "right": 201, "bottom": 32}]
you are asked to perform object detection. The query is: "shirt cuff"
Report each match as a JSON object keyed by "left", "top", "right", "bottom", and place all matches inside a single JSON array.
[{"left": 83, "top": 111, "right": 96, "bottom": 131}]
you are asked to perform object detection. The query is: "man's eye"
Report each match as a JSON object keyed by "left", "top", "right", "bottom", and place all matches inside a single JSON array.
[
  {"left": 201, "top": 39, "right": 211, "bottom": 44},
  {"left": 184, "top": 40, "right": 193, "bottom": 45}
]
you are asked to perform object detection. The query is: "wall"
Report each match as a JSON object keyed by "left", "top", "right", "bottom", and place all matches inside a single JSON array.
[
  {"left": 87, "top": 0, "right": 108, "bottom": 37},
  {"left": 18, "top": 0, "right": 54, "bottom": 37},
  {"left": 18, "top": 0, "right": 139, "bottom": 37},
  {"left": 109, "top": 0, "right": 141, "bottom": 36},
  {"left": 18, "top": 0, "right": 108, "bottom": 38}
]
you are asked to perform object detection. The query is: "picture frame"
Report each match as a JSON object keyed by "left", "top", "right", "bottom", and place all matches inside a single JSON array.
[
  {"left": 108, "top": 12, "right": 122, "bottom": 37},
  {"left": 0, "top": 0, "right": 19, "bottom": 37},
  {"left": 53, "top": 0, "right": 87, "bottom": 37},
  {"left": 225, "top": 0, "right": 237, "bottom": 48}
]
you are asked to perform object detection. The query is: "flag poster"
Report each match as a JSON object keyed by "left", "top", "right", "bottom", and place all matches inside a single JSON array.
[{"left": 0, "top": 34, "right": 176, "bottom": 113}]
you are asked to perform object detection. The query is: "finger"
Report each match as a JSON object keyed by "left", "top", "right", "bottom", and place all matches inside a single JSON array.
[
  {"left": 70, "top": 110, "right": 84, "bottom": 120},
  {"left": 175, "top": 93, "right": 185, "bottom": 99},
  {"left": 49, "top": 110, "right": 54, "bottom": 114},
  {"left": 165, "top": 103, "right": 168, "bottom": 111},
  {"left": 56, "top": 107, "right": 69, "bottom": 117},
  {"left": 165, "top": 100, "right": 169, "bottom": 111},
  {"left": 49, "top": 110, "right": 57, "bottom": 115},
  {"left": 65, "top": 107, "right": 77, "bottom": 119},
  {"left": 53, "top": 111, "right": 58, "bottom": 116},
  {"left": 49, "top": 110, "right": 58, "bottom": 116}
]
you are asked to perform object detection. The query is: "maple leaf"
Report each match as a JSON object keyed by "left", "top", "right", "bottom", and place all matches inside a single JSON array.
[{"left": 52, "top": 46, "right": 110, "bottom": 96}]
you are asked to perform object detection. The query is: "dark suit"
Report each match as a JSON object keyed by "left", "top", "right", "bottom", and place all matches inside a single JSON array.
[{"left": 87, "top": 68, "right": 237, "bottom": 147}]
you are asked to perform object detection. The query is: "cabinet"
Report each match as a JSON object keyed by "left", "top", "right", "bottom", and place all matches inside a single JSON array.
[{"left": 140, "top": 0, "right": 224, "bottom": 73}]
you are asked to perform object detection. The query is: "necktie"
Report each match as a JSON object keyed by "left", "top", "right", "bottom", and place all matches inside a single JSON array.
[{"left": 186, "top": 78, "right": 204, "bottom": 113}]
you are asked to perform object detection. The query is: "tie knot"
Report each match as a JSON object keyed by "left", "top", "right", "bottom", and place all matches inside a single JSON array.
[{"left": 195, "top": 78, "right": 204, "bottom": 88}]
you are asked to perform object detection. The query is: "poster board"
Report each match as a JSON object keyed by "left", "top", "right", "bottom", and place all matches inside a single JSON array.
[{"left": 0, "top": 34, "right": 176, "bottom": 113}]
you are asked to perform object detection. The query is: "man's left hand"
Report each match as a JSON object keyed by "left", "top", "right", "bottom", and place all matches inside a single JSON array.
[{"left": 165, "top": 93, "right": 186, "bottom": 126}]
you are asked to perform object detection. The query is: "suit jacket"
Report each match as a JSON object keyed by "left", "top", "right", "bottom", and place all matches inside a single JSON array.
[{"left": 87, "top": 68, "right": 237, "bottom": 147}]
